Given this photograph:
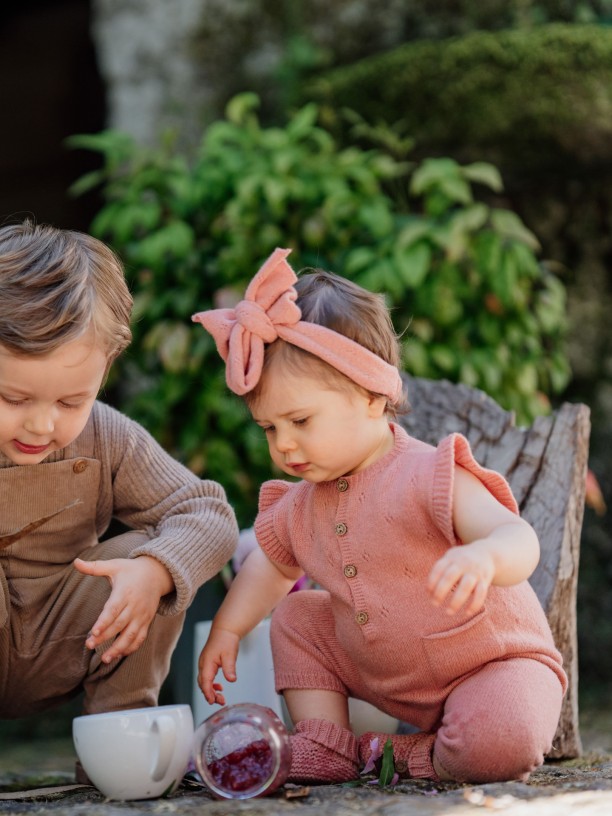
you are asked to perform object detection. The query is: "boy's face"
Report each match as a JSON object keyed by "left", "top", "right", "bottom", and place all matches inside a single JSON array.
[{"left": 0, "top": 335, "right": 108, "bottom": 465}]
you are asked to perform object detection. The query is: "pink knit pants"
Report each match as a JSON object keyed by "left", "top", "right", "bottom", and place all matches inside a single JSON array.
[{"left": 270, "top": 590, "right": 564, "bottom": 783}]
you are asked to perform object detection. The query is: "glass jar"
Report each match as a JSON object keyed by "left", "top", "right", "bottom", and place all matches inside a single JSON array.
[{"left": 193, "top": 703, "right": 292, "bottom": 799}]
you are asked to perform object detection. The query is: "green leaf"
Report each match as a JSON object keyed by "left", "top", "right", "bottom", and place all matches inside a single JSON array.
[
  {"left": 344, "top": 247, "right": 376, "bottom": 278},
  {"left": 548, "top": 353, "right": 572, "bottom": 392},
  {"left": 67, "top": 169, "right": 107, "bottom": 198},
  {"left": 396, "top": 219, "right": 433, "bottom": 249},
  {"left": 462, "top": 161, "right": 504, "bottom": 192},
  {"left": 65, "top": 128, "right": 136, "bottom": 157},
  {"left": 474, "top": 231, "right": 502, "bottom": 278},
  {"left": 225, "top": 92, "right": 260, "bottom": 125},
  {"left": 449, "top": 203, "right": 489, "bottom": 234},
  {"left": 402, "top": 340, "right": 429, "bottom": 376},
  {"left": 439, "top": 175, "right": 473, "bottom": 204},
  {"left": 490, "top": 209, "right": 541, "bottom": 251},
  {"left": 358, "top": 200, "right": 394, "bottom": 238},
  {"left": 431, "top": 345, "right": 457, "bottom": 372},
  {"left": 515, "top": 363, "right": 539, "bottom": 396},
  {"left": 136, "top": 221, "right": 195, "bottom": 266},
  {"left": 286, "top": 103, "right": 319, "bottom": 138},
  {"left": 378, "top": 739, "right": 395, "bottom": 786},
  {"left": 395, "top": 242, "right": 431, "bottom": 287},
  {"left": 143, "top": 322, "right": 191, "bottom": 373},
  {"left": 410, "top": 157, "right": 460, "bottom": 195}
]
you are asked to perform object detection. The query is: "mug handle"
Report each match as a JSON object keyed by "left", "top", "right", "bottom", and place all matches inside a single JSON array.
[{"left": 150, "top": 715, "right": 177, "bottom": 781}]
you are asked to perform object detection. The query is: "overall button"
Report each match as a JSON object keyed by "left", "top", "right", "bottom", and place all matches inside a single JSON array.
[
  {"left": 73, "top": 459, "right": 88, "bottom": 474},
  {"left": 335, "top": 522, "right": 347, "bottom": 536},
  {"left": 344, "top": 564, "right": 357, "bottom": 579},
  {"left": 336, "top": 478, "right": 349, "bottom": 492},
  {"left": 355, "top": 611, "right": 369, "bottom": 625}
]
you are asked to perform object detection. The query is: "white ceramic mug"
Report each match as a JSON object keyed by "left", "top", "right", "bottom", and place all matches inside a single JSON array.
[{"left": 73, "top": 704, "right": 194, "bottom": 800}]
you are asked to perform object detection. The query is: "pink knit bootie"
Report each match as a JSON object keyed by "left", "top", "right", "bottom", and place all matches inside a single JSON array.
[
  {"left": 358, "top": 731, "right": 437, "bottom": 780},
  {"left": 288, "top": 719, "right": 359, "bottom": 783}
]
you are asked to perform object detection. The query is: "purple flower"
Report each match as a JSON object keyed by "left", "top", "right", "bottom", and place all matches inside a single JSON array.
[
  {"left": 361, "top": 736, "right": 398, "bottom": 787},
  {"left": 361, "top": 737, "right": 382, "bottom": 775}
]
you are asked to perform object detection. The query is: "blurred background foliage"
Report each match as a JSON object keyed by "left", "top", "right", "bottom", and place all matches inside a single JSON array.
[
  {"left": 69, "top": 93, "right": 569, "bottom": 527},
  {"left": 307, "top": 24, "right": 612, "bottom": 170}
]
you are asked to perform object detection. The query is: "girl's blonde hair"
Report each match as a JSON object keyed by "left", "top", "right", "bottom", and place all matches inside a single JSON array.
[
  {"left": 246, "top": 269, "right": 408, "bottom": 417},
  {"left": 0, "top": 220, "right": 132, "bottom": 362}
]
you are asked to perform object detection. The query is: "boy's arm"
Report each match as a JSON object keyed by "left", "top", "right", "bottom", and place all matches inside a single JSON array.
[
  {"left": 198, "top": 547, "right": 302, "bottom": 705},
  {"left": 427, "top": 465, "right": 540, "bottom": 615},
  {"left": 94, "top": 402, "right": 239, "bottom": 616}
]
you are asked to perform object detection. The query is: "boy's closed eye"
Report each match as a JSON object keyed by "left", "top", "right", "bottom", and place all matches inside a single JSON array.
[
  {"left": 58, "top": 402, "right": 82, "bottom": 410},
  {"left": 1, "top": 395, "right": 84, "bottom": 410},
  {"left": 1, "top": 395, "right": 26, "bottom": 406}
]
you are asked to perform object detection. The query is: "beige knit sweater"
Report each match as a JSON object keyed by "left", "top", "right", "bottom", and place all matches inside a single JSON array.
[{"left": 0, "top": 400, "right": 238, "bottom": 615}]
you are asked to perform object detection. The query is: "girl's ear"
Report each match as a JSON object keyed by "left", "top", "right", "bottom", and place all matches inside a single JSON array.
[{"left": 367, "top": 393, "right": 388, "bottom": 418}]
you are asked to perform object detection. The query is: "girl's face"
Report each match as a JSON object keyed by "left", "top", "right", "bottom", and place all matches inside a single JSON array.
[
  {"left": 251, "top": 367, "right": 393, "bottom": 483},
  {"left": 0, "top": 335, "right": 108, "bottom": 465}
]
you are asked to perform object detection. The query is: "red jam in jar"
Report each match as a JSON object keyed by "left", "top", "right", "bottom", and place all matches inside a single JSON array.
[{"left": 193, "top": 704, "right": 292, "bottom": 799}]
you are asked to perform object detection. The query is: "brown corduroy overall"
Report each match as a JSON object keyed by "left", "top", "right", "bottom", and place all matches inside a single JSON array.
[{"left": 0, "top": 453, "right": 184, "bottom": 717}]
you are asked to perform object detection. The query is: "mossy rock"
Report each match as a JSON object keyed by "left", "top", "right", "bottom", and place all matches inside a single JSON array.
[{"left": 307, "top": 23, "right": 612, "bottom": 168}]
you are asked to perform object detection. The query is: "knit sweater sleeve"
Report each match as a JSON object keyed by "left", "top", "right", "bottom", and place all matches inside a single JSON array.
[
  {"left": 431, "top": 433, "right": 519, "bottom": 546},
  {"left": 93, "top": 402, "right": 239, "bottom": 615},
  {"left": 254, "top": 480, "right": 300, "bottom": 568}
]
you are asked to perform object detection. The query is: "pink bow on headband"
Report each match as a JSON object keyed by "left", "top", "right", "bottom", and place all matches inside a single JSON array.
[{"left": 192, "top": 247, "right": 403, "bottom": 402}]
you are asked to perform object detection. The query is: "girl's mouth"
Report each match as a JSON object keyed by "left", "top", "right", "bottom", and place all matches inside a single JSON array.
[
  {"left": 287, "top": 462, "right": 309, "bottom": 473},
  {"left": 13, "top": 440, "right": 50, "bottom": 454}
]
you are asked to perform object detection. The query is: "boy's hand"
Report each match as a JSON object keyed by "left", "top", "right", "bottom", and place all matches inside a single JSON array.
[
  {"left": 198, "top": 626, "right": 240, "bottom": 706},
  {"left": 427, "top": 542, "right": 495, "bottom": 616},
  {"left": 73, "top": 555, "right": 174, "bottom": 663}
]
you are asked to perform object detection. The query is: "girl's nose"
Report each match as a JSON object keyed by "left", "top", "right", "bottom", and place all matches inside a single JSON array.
[
  {"left": 24, "top": 407, "right": 55, "bottom": 436},
  {"left": 275, "top": 427, "right": 296, "bottom": 453}
]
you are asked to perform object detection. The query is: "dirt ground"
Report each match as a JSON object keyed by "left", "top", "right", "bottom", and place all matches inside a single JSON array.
[{"left": 0, "top": 707, "right": 611, "bottom": 816}]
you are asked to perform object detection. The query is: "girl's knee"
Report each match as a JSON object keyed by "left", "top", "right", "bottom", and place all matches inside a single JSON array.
[
  {"left": 436, "top": 660, "right": 563, "bottom": 782},
  {"left": 436, "top": 712, "right": 550, "bottom": 783}
]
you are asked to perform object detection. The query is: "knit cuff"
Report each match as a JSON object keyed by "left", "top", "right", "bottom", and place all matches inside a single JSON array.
[
  {"left": 295, "top": 719, "right": 359, "bottom": 762},
  {"left": 408, "top": 732, "right": 438, "bottom": 779}
]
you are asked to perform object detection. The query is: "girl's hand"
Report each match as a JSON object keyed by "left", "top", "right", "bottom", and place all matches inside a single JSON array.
[
  {"left": 427, "top": 542, "right": 495, "bottom": 615},
  {"left": 441, "top": 464, "right": 540, "bottom": 607},
  {"left": 73, "top": 555, "right": 173, "bottom": 662},
  {"left": 198, "top": 626, "right": 241, "bottom": 705}
]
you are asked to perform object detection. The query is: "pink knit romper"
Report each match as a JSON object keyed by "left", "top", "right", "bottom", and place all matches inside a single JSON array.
[{"left": 256, "top": 424, "right": 567, "bottom": 782}]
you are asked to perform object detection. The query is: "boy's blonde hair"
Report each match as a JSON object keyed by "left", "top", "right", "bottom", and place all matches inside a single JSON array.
[
  {"left": 246, "top": 269, "right": 408, "bottom": 417},
  {"left": 0, "top": 220, "right": 132, "bottom": 362}
]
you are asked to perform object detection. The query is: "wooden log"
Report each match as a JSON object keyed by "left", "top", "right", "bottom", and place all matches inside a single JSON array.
[{"left": 398, "top": 374, "right": 590, "bottom": 759}]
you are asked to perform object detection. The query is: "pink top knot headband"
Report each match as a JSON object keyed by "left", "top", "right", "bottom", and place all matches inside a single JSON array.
[{"left": 192, "top": 247, "right": 403, "bottom": 403}]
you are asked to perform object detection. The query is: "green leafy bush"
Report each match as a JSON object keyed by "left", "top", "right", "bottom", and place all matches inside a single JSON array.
[
  {"left": 69, "top": 93, "right": 570, "bottom": 525},
  {"left": 307, "top": 23, "right": 612, "bottom": 167}
]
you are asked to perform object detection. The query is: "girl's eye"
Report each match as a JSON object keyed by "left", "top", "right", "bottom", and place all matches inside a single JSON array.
[
  {"left": 59, "top": 401, "right": 81, "bottom": 409},
  {"left": 293, "top": 417, "right": 308, "bottom": 426},
  {"left": 1, "top": 396, "right": 24, "bottom": 406},
  {"left": 261, "top": 425, "right": 275, "bottom": 434}
]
